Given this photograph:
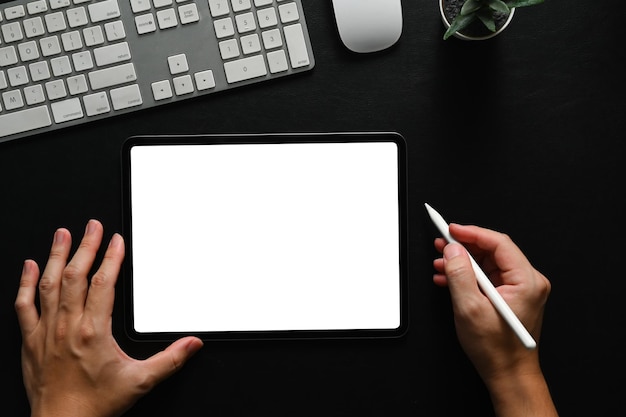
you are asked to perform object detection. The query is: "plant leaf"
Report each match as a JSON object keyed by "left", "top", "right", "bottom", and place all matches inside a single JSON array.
[
  {"left": 461, "top": 0, "right": 482, "bottom": 15},
  {"left": 476, "top": 9, "right": 496, "bottom": 32},
  {"left": 505, "top": 0, "right": 544, "bottom": 7},
  {"left": 443, "top": 13, "right": 476, "bottom": 39},
  {"left": 487, "top": 0, "right": 510, "bottom": 13}
]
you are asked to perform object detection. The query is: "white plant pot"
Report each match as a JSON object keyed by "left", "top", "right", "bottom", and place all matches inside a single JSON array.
[{"left": 439, "top": 0, "right": 516, "bottom": 40}]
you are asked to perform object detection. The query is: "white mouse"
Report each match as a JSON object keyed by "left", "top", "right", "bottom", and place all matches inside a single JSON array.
[{"left": 331, "top": 0, "right": 403, "bottom": 54}]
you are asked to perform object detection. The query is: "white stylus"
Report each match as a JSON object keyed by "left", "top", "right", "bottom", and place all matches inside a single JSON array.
[{"left": 424, "top": 203, "right": 537, "bottom": 350}]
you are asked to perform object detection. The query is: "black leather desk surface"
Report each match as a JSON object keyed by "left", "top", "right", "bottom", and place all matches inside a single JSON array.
[{"left": 2, "top": 1, "right": 624, "bottom": 415}]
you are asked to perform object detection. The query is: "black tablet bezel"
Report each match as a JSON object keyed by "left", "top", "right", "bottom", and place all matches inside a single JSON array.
[{"left": 121, "top": 132, "right": 409, "bottom": 341}]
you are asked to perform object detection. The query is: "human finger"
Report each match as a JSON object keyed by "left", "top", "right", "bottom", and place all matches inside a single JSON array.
[
  {"left": 434, "top": 237, "right": 447, "bottom": 253},
  {"left": 432, "top": 257, "right": 449, "bottom": 287},
  {"left": 15, "top": 260, "right": 41, "bottom": 335},
  {"left": 433, "top": 257, "right": 444, "bottom": 273},
  {"left": 442, "top": 243, "right": 485, "bottom": 305},
  {"left": 84, "top": 233, "right": 125, "bottom": 321},
  {"left": 38, "top": 228, "right": 72, "bottom": 318},
  {"left": 449, "top": 224, "right": 528, "bottom": 269},
  {"left": 139, "top": 337, "right": 204, "bottom": 387},
  {"left": 58, "top": 220, "right": 103, "bottom": 315}
]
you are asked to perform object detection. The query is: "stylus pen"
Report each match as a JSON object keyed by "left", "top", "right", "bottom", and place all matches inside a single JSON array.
[{"left": 424, "top": 203, "right": 537, "bottom": 350}]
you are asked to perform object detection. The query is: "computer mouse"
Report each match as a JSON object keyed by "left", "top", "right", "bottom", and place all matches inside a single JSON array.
[{"left": 331, "top": 0, "right": 403, "bottom": 54}]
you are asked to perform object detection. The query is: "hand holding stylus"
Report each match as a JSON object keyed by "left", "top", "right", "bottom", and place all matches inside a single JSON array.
[
  {"left": 426, "top": 206, "right": 558, "bottom": 416},
  {"left": 425, "top": 203, "right": 536, "bottom": 349}
]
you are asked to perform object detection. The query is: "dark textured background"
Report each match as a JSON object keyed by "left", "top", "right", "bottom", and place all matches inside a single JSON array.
[{"left": 2, "top": 1, "right": 625, "bottom": 415}]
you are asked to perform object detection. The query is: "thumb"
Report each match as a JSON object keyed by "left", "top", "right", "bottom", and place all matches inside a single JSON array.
[
  {"left": 143, "top": 336, "right": 204, "bottom": 385},
  {"left": 443, "top": 243, "right": 482, "bottom": 300}
]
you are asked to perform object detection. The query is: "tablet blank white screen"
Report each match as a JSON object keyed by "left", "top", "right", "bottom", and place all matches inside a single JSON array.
[{"left": 130, "top": 142, "right": 400, "bottom": 333}]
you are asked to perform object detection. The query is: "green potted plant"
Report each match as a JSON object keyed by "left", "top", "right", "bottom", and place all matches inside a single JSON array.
[{"left": 440, "top": 0, "right": 544, "bottom": 41}]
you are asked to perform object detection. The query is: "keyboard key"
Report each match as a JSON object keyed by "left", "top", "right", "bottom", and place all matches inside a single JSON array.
[
  {"left": 223, "top": 54, "right": 266, "bottom": 83},
  {"left": 178, "top": 3, "right": 199, "bottom": 25},
  {"left": 71, "top": 51, "right": 93, "bottom": 71},
  {"left": 173, "top": 74, "right": 193, "bottom": 95},
  {"left": 67, "top": 74, "right": 88, "bottom": 95},
  {"left": 151, "top": 79, "right": 173, "bottom": 100},
  {"left": 50, "top": 97, "right": 83, "bottom": 122},
  {"left": 24, "top": 84, "right": 46, "bottom": 104},
  {"left": 134, "top": 13, "right": 156, "bottom": 34},
  {"left": 44, "top": 12, "right": 67, "bottom": 32},
  {"left": 219, "top": 39, "right": 239, "bottom": 60},
  {"left": 2, "top": 21, "right": 24, "bottom": 42},
  {"left": 29, "top": 61, "right": 51, "bottom": 81},
  {"left": 278, "top": 2, "right": 299, "bottom": 23},
  {"left": 88, "top": 0, "right": 121, "bottom": 23},
  {"left": 110, "top": 83, "right": 142, "bottom": 110},
  {"left": 23, "top": 17, "right": 46, "bottom": 38},
  {"left": 83, "top": 91, "right": 111, "bottom": 115},
  {"left": 241, "top": 34, "right": 261, "bottom": 55},
  {"left": 167, "top": 53, "right": 188, "bottom": 74},
  {"left": 213, "top": 17, "right": 234, "bottom": 38},
  {"left": 284, "top": 23, "right": 309, "bottom": 68},
  {"left": 50, "top": 55, "right": 71, "bottom": 76},
  {"left": 267, "top": 49, "right": 288, "bottom": 73},
  {"left": 231, "top": 0, "right": 251, "bottom": 13},
  {"left": 235, "top": 12, "right": 256, "bottom": 33},
  {"left": 3, "top": 88, "right": 25, "bottom": 109},
  {"left": 61, "top": 31, "right": 83, "bottom": 51},
  {"left": 83, "top": 26, "right": 105, "bottom": 46},
  {"left": 261, "top": 28, "right": 282, "bottom": 50},
  {"left": 156, "top": 8, "right": 177, "bottom": 29},
  {"left": 4, "top": 5, "right": 25, "bottom": 20},
  {"left": 194, "top": 70, "right": 215, "bottom": 90},
  {"left": 45, "top": 78, "right": 67, "bottom": 99},
  {"left": 7, "top": 65, "right": 29, "bottom": 87},
  {"left": 130, "top": 0, "right": 151, "bottom": 14},
  {"left": 104, "top": 21, "right": 126, "bottom": 41},
  {"left": 0, "top": 105, "right": 52, "bottom": 137},
  {"left": 93, "top": 42, "right": 131, "bottom": 66},
  {"left": 26, "top": 1, "right": 49, "bottom": 15},
  {"left": 0, "top": 46, "right": 19, "bottom": 66},
  {"left": 153, "top": 0, "right": 173, "bottom": 8},
  {"left": 49, "top": 0, "right": 70, "bottom": 10},
  {"left": 257, "top": 7, "right": 277, "bottom": 29},
  {"left": 18, "top": 41, "right": 40, "bottom": 61},
  {"left": 208, "top": 0, "right": 229, "bottom": 17},
  {"left": 39, "top": 36, "right": 62, "bottom": 56},
  {"left": 67, "top": 7, "right": 88, "bottom": 28},
  {"left": 88, "top": 62, "right": 137, "bottom": 90}
]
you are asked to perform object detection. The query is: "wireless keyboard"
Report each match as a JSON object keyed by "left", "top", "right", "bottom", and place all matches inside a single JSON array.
[{"left": 0, "top": 0, "right": 314, "bottom": 143}]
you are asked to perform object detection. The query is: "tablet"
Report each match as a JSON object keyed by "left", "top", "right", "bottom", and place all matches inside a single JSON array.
[{"left": 121, "top": 132, "right": 408, "bottom": 340}]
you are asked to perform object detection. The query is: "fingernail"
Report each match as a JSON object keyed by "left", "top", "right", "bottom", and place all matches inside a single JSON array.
[
  {"left": 187, "top": 338, "right": 204, "bottom": 355},
  {"left": 22, "top": 259, "right": 33, "bottom": 275},
  {"left": 85, "top": 220, "right": 97, "bottom": 235},
  {"left": 444, "top": 243, "right": 464, "bottom": 260},
  {"left": 54, "top": 229, "right": 66, "bottom": 244},
  {"left": 108, "top": 233, "right": 122, "bottom": 249}
]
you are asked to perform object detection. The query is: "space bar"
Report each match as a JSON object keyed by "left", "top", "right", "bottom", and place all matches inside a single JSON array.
[{"left": 0, "top": 106, "right": 52, "bottom": 138}]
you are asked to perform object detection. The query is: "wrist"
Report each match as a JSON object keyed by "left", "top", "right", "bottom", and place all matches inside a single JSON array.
[
  {"left": 30, "top": 398, "right": 114, "bottom": 417},
  {"left": 484, "top": 366, "right": 558, "bottom": 417}
]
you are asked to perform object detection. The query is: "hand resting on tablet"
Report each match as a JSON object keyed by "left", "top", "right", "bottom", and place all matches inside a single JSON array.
[
  {"left": 15, "top": 220, "right": 557, "bottom": 417},
  {"left": 15, "top": 219, "right": 203, "bottom": 417}
]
